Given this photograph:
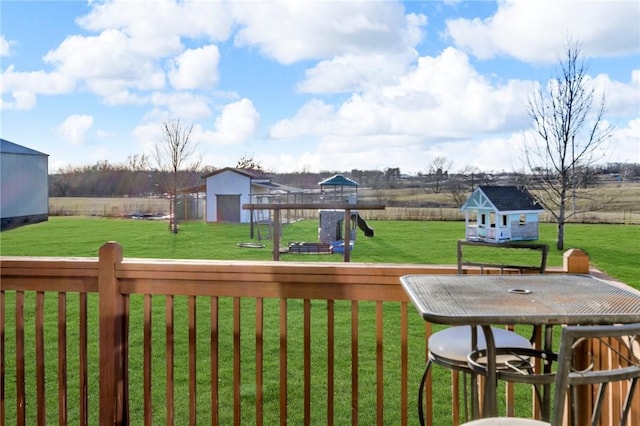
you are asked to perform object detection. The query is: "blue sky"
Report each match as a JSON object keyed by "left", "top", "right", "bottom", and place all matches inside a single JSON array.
[{"left": 1, "top": 0, "right": 638, "bottom": 174}]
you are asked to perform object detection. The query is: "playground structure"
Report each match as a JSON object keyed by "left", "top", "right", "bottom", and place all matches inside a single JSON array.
[
  {"left": 318, "top": 209, "right": 375, "bottom": 253},
  {"left": 243, "top": 174, "right": 384, "bottom": 261},
  {"left": 242, "top": 202, "right": 384, "bottom": 261}
]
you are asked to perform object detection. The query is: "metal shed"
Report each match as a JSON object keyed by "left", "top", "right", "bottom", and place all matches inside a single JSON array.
[{"left": 1, "top": 138, "right": 49, "bottom": 230}]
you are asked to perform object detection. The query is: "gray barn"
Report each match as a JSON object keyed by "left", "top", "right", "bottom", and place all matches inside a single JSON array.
[{"left": 1, "top": 139, "right": 49, "bottom": 230}]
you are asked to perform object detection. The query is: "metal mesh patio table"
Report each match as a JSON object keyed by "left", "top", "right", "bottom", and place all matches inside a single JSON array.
[{"left": 400, "top": 274, "right": 640, "bottom": 420}]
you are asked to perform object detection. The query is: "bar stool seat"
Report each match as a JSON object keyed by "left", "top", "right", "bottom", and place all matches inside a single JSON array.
[{"left": 430, "top": 326, "right": 532, "bottom": 366}]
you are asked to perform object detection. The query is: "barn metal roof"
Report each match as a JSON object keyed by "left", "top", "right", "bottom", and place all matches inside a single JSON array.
[{"left": 0, "top": 138, "right": 48, "bottom": 156}]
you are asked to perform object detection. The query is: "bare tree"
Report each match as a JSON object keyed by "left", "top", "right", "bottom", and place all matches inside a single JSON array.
[
  {"left": 126, "top": 154, "right": 149, "bottom": 197},
  {"left": 446, "top": 165, "right": 479, "bottom": 207},
  {"left": 523, "top": 41, "right": 613, "bottom": 250},
  {"left": 236, "top": 154, "right": 263, "bottom": 171},
  {"left": 427, "top": 156, "right": 451, "bottom": 194},
  {"left": 154, "top": 117, "right": 201, "bottom": 233}
]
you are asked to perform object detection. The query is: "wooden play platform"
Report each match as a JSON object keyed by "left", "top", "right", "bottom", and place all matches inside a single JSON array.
[{"left": 286, "top": 242, "right": 333, "bottom": 254}]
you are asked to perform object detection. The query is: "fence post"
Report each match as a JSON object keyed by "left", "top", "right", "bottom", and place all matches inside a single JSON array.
[
  {"left": 562, "top": 248, "right": 590, "bottom": 273},
  {"left": 99, "top": 242, "right": 127, "bottom": 425}
]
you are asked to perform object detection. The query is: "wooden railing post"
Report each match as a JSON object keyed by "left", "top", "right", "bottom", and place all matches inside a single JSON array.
[
  {"left": 562, "top": 248, "right": 590, "bottom": 274},
  {"left": 563, "top": 248, "right": 592, "bottom": 425},
  {"left": 99, "top": 242, "right": 127, "bottom": 425}
]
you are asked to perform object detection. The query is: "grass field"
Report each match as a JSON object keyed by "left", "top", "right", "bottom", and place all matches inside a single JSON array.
[
  {"left": 1, "top": 216, "right": 638, "bottom": 288},
  {"left": 1, "top": 218, "right": 638, "bottom": 424}
]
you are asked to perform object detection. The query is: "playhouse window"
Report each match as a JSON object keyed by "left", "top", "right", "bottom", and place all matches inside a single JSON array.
[
  {"left": 502, "top": 215, "right": 507, "bottom": 227},
  {"left": 519, "top": 214, "right": 526, "bottom": 225},
  {"left": 480, "top": 214, "right": 486, "bottom": 226}
]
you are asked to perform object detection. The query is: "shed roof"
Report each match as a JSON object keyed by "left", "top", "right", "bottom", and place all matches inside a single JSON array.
[
  {"left": 201, "top": 166, "right": 303, "bottom": 193},
  {"left": 201, "top": 167, "right": 269, "bottom": 180},
  {"left": 318, "top": 174, "right": 359, "bottom": 187},
  {"left": 461, "top": 185, "right": 543, "bottom": 212},
  {"left": 1, "top": 138, "right": 48, "bottom": 156}
]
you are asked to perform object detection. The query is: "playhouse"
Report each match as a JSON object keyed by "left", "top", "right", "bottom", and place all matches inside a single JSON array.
[{"left": 460, "top": 185, "right": 544, "bottom": 243}]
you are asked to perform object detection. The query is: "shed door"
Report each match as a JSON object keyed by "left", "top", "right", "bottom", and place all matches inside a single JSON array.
[{"left": 216, "top": 194, "right": 241, "bottom": 222}]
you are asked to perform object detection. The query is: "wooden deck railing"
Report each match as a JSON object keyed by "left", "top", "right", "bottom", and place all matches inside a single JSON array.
[{"left": 1, "top": 243, "right": 638, "bottom": 425}]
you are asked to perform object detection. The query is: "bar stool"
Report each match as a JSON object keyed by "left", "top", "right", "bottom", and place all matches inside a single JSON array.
[
  {"left": 461, "top": 323, "right": 640, "bottom": 426},
  {"left": 419, "top": 325, "right": 533, "bottom": 425}
]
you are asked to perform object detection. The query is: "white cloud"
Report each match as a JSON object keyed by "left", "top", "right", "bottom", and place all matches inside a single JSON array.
[
  {"left": 77, "top": 0, "right": 233, "bottom": 55},
  {"left": 608, "top": 118, "right": 640, "bottom": 163},
  {"left": 57, "top": 114, "right": 94, "bottom": 146},
  {"left": 297, "top": 51, "right": 416, "bottom": 94},
  {"left": 269, "top": 99, "right": 336, "bottom": 139},
  {"left": 0, "top": 36, "right": 12, "bottom": 56},
  {"left": 43, "top": 29, "right": 166, "bottom": 104},
  {"left": 590, "top": 72, "right": 640, "bottom": 117},
  {"left": 232, "top": 1, "right": 425, "bottom": 64},
  {"left": 0, "top": 66, "right": 76, "bottom": 110},
  {"left": 207, "top": 98, "right": 260, "bottom": 146},
  {"left": 149, "top": 92, "right": 212, "bottom": 121},
  {"left": 169, "top": 45, "right": 220, "bottom": 90},
  {"left": 35, "top": 2, "right": 231, "bottom": 106},
  {"left": 133, "top": 121, "right": 162, "bottom": 160},
  {"left": 446, "top": 0, "right": 640, "bottom": 63},
  {"left": 9, "top": 91, "right": 37, "bottom": 110},
  {"left": 272, "top": 48, "right": 532, "bottom": 143}
]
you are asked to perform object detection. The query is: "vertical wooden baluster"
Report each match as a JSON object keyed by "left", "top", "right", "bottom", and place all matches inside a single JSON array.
[
  {"left": 304, "top": 299, "right": 311, "bottom": 425},
  {"left": 166, "top": 295, "right": 174, "bottom": 426},
  {"left": 58, "top": 292, "right": 68, "bottom": 425},
  {"left": 279, "top": 298, "right": 287, "bottom": 426},
  {"left": 143, "top": 294, "right": 152, "bottom": 426},
  {"left": 210, "top": 297, "right": 219, "bottom": 426},
  {"left": 376, "top": 301, "right": 384, "bottom": 425},
  {"left": 1, "top": 290, "right": 5, "bottom": 426},
  {"left": 233, "top": 297, "right": 241, "bottom": 426},
  {"left": 35, "top": 291, "right": 45, "bottom": 424},
  {"left": 78, "top": 293, "right": 88, "bottom": 426},
  {"left": 351, "top": 301, "right": 358, "bottom": 426},
  {"left": 327, "top": 300, "right": 335, "bottom": 426},
  {"left": 452, "top": 370, "right": 460, "bottom": 425},
  {"left": 188, "top": 296, "right": 197, "bottom": 426},
  {"left": 122, "top": 294, "right": 129, "bottom": 424},
  {"left": 400, "top": 302, "right": 408, "bottom": 426},
  {"left": 16, "top": 291, "right": 25, "bottom": 426},
  {"left": 256, "top": 297, "right": 264, "bottom": 426},
  {"left": 424, "top": 322, "right": 432, "bottom": 426}
]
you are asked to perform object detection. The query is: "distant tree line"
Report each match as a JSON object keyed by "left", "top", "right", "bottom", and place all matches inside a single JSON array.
[
  {"left": 49, "top": 155, "right": 211, "bottom": 198},
  {"left": 49, "top": 160, "right": 639, "bottom": 199}
]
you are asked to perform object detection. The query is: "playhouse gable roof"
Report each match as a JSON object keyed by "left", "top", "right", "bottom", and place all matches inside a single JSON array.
[
  {"left": 318, "top": 174, "right": 359, "bottom": 187},
  {"left": 461, "top": 185, "right": 543, "bottom": 213}
]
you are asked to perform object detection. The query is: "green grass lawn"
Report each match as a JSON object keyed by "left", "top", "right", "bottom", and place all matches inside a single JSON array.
[
  {"left": 1, "top": 217, "right": 638, "bottom": 424},
  {"left": 1, "top": 217, "right": 638, "bottom": 288}
]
